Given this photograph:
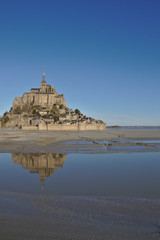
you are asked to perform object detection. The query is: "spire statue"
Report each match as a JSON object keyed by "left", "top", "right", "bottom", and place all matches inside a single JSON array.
[{"left": 41, "top": 65, "right": 46, "bottom": 83}]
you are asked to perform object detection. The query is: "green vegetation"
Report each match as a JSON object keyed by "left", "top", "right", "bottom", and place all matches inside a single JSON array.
[
  {"left": 32, "top": 109, "right": 37, "bottom": 115},
  {"left": 3, "top": 116, "right": 9, "bottom": 123},
  {"left": 75, "top": 109, "right": 81, "bottom": 115},
  {"left": 1, "top": 115, "right": 10, "bottom": 127},
  {"left": 12, "top": 104, "right": 43, "bottom": 116},
  {"left": 53, "top": 115, "right": 59, "bottom": 122},
  {"left": 3, "top": 111, "right": 8, "bottom": 116},
  {"left": 13, "top": 106, "right": 22, "bottom": 114},
  {"left": 51, "top": 105, "right": 58, "bottom": 113}
]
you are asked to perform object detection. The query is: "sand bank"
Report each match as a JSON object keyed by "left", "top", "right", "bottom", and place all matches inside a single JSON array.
[
  {"left": 0, "top": 128, "right": 160, "bottom": 153},
  {"left": 0, "top": 190, "right": 160, "bottom": 240}
]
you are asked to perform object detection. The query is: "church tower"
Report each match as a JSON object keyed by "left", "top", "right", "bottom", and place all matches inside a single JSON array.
[{"left": 40, "top": 68, "right": 47, "bottom": 93}]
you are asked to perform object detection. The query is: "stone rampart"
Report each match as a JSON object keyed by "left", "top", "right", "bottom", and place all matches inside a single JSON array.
[
  {"left": 78, "top": 123, "right": 106, "bottom": 131},
  {"left": 47, "top": 124, "right": 78, "bottom": 131},
  {"left": 22, "top": 126, "right": 38, "bottom": 130},
  {"left": 22, "top": 123, "right": 106, "bottom": 131}
]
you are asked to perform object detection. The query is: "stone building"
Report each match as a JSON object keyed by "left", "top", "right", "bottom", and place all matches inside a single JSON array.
[
  {"left": 1, "top": 70, "right": 106, "bottom": 130},
  {"left": 12, "top": 71, "right": 66, "bottom": 109}
]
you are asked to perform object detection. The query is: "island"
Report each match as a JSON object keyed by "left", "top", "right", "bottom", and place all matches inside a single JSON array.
[{"left": 0, "top": 71, "right": 106, "bottom": 131}]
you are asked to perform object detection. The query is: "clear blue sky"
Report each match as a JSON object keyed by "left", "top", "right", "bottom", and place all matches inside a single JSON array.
[{"left": 0, "top": 0, "right": 160, "bottom": 125}]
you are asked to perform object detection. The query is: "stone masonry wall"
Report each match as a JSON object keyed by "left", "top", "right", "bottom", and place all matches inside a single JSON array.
[
  {"left": 22, "top": 123, "right": 106, "bottom": 131},
  {"left": 13, "top": 92, "right": 66, "bottom": 109}
]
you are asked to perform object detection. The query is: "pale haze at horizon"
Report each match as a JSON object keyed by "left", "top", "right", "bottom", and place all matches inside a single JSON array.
[{"left": 0, "top": 0, "right": 160, "bottom": 126}]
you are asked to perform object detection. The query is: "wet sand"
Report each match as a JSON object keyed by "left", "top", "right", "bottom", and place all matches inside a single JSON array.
[
  {"left": 0, "top": 190, "right": 160, "bottom": 240},
  {"left": 0, "top": 128, "right": 160, "bottom": 153},
  {"left": 1, "top": 130, "right": 160, "bottom": 239}
]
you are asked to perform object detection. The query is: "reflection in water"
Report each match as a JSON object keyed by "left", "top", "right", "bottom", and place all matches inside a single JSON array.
[
  {"left": 12, "top": 153, "right": 66, "bottom": 190},
  {"left": 1, "top": 152, "right": 160, "bottom": 198}
]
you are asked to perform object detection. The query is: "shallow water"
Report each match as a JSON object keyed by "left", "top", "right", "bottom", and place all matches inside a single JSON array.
[
  {"left": 0, "top": 152, "right": 160, "bottom": 199},
  {"left": 60, "top": 138, "right": 160, "bottom": 154},
  {"left": 1, "top": 151, "right": 160, "bottom": 239},
  {"left": 112, "top": 138, "right": 160, "bottom": 144}
]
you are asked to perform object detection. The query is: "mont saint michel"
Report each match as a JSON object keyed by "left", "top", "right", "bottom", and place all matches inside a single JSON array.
[{"left": 0, "top": 71, "right": 106, "bottom": 131}]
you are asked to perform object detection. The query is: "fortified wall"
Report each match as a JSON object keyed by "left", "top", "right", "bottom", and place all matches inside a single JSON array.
[{"left": 22, "top": 122, "right": 106, "bottom": 131}]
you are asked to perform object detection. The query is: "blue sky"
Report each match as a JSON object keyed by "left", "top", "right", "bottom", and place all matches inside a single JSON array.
[{"left": 0, "top": 0, "right": 160, "bottom": 125}]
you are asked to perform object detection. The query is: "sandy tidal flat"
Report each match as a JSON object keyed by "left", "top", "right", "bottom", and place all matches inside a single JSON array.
[
  {"left": 0, "top": 131, "right": 160, "bottom": 239},
  {"left": 0, "top": 190, "right": 160, "bottom": 240},
  {"left": 0, "top": 128, "right": 160, "bottom": 153}
]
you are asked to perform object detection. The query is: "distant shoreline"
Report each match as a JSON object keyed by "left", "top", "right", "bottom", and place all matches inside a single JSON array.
[{"left": 107, "top": 126, "right": 160, "bottom": 130}]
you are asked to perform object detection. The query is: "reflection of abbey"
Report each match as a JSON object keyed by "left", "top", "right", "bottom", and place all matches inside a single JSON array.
[
  {"left": 0, "top": 70, "right": 106, "bottom": 130},
  {"left": 12, "top": 153, "right": 66, "bottom": 190}
]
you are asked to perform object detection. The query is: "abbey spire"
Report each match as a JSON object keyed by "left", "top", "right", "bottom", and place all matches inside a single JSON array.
[
  {"left": 40, "top": 66, "right": 47, "bottom": 92},
  {"left": 41, "top": 66, "right": 46, "bottom": 83}
]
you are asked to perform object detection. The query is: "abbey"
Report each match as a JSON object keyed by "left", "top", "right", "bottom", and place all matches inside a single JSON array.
[
  {"left": 13, "top": 71, "right": 66, "bottom": 109},
  {"left": 0, "top": 70, "right": 106, "bottom": 130}
]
